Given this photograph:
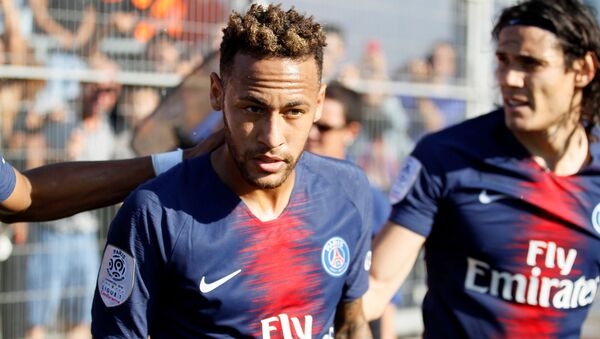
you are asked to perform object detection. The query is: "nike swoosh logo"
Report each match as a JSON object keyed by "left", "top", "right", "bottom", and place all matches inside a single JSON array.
[
  {"left": 478, "top": 190, "right": 508, "bottom": 204},
  {"left": 200, "top": 269, "right": 242, "bottom": 293}
]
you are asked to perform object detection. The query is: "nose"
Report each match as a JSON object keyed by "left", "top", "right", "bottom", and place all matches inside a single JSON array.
[
  {"left": 257, "top": 113, "right": 285, "bottom": 149},
  {"left": 497, "top": 67, "right": 525, "bottom": 88}
]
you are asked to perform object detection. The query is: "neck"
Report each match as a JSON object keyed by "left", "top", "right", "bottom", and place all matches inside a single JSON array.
[
  {"left": 512, "top": 117, "right": 590, "bottom": 176},
  {"left": 211, "top": 145, "right": 296, "bottom": 222}
]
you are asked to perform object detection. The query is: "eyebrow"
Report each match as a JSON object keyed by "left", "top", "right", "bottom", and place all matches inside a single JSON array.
[
  {"left": 238, "top": 96, "right": 310, "bottom": 108},
  {"left": 496, "top": 51, "right": 548, "bottom": 65}
]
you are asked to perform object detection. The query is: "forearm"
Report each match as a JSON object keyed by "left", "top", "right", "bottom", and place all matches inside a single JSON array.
[
  {"left": 74, "top": 6, "right": 96, "bottom": 46},
  {"left": 2, "top": 157, "right": 154, "bottom": 223},
  {"left": 30, "top": 0, "right": 72, "bottom": 38},
  {"left": 364, "top": 223, "right": 425, "bottom": 320}
]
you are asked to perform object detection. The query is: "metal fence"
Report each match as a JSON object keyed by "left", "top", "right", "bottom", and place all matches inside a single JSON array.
[{"left": 0, "top": 0, "right": 598, "bottom": 338}]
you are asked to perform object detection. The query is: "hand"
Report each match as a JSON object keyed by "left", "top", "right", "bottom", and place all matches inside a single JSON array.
[{"left": 183, "top": 129, "right": 225, "bottom": 160}]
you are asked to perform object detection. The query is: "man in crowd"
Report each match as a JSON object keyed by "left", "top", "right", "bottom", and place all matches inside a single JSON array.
[
  {"left": 305, "top": 81, "right": 398, "bottom": 339},
  {"left": 91, "top": 4, "right": 372, "bottom": 338},
  {"left": 366, "top": 0, "right": 600, "bottom": 337}
]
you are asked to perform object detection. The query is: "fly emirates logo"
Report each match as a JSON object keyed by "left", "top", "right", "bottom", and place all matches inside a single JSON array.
[
  {"left": 465, "top": 240, "right": 600, "bottom": 309},
  {"left": 261, "top": 314, "right": 335, "bottom": 339}
]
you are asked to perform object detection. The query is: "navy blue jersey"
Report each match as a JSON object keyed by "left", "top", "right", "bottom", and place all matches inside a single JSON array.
[
  {"left": 92, "top": 152, "right": 372, "bottom": 338},
  {"left": 389, "top": 109, "right": 600, "bottom": 338},
  {"left": 0, "top": 155, "right": 16, "bottom": 202}
]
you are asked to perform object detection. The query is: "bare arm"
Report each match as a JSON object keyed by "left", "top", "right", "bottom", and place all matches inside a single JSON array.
[
  {"left": 0, "top": 129, "right": 225, "bottom": 223},
  {"left": 363, "top": 221, "right": 425, "bottom": 320},
  {"left": 30, "top": 0, "right": 74, "bottom": 46},
  {"left": 0, "top": 157, "right": 154, "bottom": 223},
  {"left": 334, "top": 298, "right": 372, "bottom": 339},
  {"left": 73, "top": 4, "right": 96, "bottom": 47}
]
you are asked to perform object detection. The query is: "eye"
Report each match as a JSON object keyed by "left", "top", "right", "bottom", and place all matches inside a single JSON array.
[
  {"left": 244, "top": 106, "right": 263, "bottom": 114},
  {"left": 521, "top": 58, "right": 542, "bottom": 71},
  {"left": 284, "top": 109, "right": 305, "bottom": 119}
]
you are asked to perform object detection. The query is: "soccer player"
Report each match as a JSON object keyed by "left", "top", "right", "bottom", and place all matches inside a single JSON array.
[
  {"left": 92, "top": 4, "right": 373, "bottom": 339},
  {"left": 365, "top": 0, "right": 600, "bottom": 337},
  {"left": 0, "top": 130, "right": 223, "bottom": 222}
]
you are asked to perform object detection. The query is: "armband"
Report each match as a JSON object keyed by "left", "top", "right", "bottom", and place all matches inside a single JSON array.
[{"left": 151, "top": 148, "right": 183, "bottom": 176}]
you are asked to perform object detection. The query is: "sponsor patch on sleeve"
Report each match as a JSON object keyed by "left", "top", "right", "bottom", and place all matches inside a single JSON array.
[
  {"left": 98, "top": 244, "right": 135, "bottom": 307},
  {"left": 389, "top": 156, "right": 422, "bottom": 205}
]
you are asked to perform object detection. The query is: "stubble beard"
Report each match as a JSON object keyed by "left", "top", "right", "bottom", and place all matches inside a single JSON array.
[{"left": 223, "top": 113, "right": 298, "bottom": 189}]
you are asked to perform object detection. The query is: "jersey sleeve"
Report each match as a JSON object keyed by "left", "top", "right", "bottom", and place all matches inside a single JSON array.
[
  {"left": 342, "top": 169, "right": 373, "bottom": 301},
  {"left": 91, "top": 189, "right": 171, "bottom": 338},
  {"left": 0, "top": 156, "right": 16, "bottom": 202},
  {"left": 388, "top": 139, "right": 445, "bottom": 237}
]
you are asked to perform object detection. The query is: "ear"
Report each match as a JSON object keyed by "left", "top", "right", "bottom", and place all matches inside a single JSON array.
[
  {"left": 344, "top": 121, "right": 362, "bottom": 146},
  {"left": 574, "top": 51, "right": 597, "bottom": 88},
  {"left": 313, "top": 83, "right": 327, "bottom": 122},
  {"left": 209, "top": 72, "right": 224, "bottom": 111}
]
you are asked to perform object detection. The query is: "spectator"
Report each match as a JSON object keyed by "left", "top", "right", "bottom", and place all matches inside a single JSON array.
[
  {"left": 305, "top": 81, "right": 398, "bottom": 339},
  {"left": 353, "top": 39, "right": 413, "bottom": 189},
  {"left": 399, "top": 42, "right": 466, "bottom": 141},
  {"left": 322, "top": 23, "right": 346, "bottom": 82},
  {"left": 30, "top": 0, "right": 97, "bottom": 120},
  {"left": 0, "top": 0, "right": 29, "bottom": 143},
  {"left": 25, "top": 57, "right": 120, "bottom": 339},
  {"left": 113, "top": 86, "right": 160, "bottom": 158}
]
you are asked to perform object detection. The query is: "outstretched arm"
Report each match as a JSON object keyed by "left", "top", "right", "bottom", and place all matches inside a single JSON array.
[
  {"left": 363, "top": 222, "right": 425, "bottom": 321},
  {"left": 1, "top": 157, "right": 155, "bottom": 223},
  {"left": 0, "top": 130, "right": 224, "bottom": 222},
  {"left": 334, "top": 298, "right": 372, "bottom": 339}
]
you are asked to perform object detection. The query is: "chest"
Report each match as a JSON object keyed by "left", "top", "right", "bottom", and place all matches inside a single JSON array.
[
  {"left": 162, "top": 201, "right": 362, "bottom": 336},
  {"left": 433, "top": 168, "right": 600, "bottom": 276}
]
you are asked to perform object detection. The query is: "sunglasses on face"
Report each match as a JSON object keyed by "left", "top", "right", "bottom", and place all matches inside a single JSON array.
[{"left": 313, "top": 122, "right": 346, "bottom": 133}]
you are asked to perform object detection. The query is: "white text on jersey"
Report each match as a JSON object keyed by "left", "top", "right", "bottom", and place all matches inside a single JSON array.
[
  {"left": 464, "top": 240, "right": 599, "bottom": 309},
  {"left": 261, "top": 314, "right": 312, "bottom": 339}
]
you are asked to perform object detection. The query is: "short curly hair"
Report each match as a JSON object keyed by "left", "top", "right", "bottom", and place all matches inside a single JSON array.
[{"left": 220, "top": 4, "right": 326, "bottom": 81}]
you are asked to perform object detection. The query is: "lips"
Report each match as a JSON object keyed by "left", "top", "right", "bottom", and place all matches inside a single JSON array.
[
  {"left": 502, "top": 94, "right": 529, "bottom": 111},
  {"left": 254, "top": 155, "right": 287, "bottom": 173}
]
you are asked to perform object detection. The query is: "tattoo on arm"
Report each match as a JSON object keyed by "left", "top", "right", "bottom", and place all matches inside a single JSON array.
[{"left": 334, "top": 298, "right": 373, "bottom": 339}]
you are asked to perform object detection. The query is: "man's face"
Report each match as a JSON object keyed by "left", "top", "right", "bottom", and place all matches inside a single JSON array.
[
  {"left": 306, "top": 97, "right": 350, "bottom": 160},
  {"left": 495, "top": 25, "right": 583, "bottom": 132},
  {"left": 211, "top": 54, "right": 325, "bottom": 189}
]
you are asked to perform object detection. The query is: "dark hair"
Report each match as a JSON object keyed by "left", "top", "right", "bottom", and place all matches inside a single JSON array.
[
  {"left": 492, "top": 0, "right": 600, "bottom": 126},
  {"left": 325, "top": 81, "right": 362, "bottom": 124},
  {"left": 219, "top": 4, "right": 326, "bottom": 81}
]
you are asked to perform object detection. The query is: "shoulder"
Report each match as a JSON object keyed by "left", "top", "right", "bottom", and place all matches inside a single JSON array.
[
  {"left": 127, "top": 153, "right": 213, "bottom": 210},
  {"left": 413, "top": 108, "right": 506, "bottom": 162},
  {"left": 299, "top": 153, "right": 372, "bottom": 216},
  {"left": 300, "top": 152, "right": 371, "bottom": 192}
]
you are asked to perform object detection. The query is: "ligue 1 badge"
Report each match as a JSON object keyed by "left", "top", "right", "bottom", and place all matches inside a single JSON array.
[
  {"left": 321, "top": 237, "right": 350, "bottom": 277},
  {"left": 98, "top": 245, "right": 135, "bottom": 307}
]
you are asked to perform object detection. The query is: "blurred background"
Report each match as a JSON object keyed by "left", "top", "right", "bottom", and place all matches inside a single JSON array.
[{"left": 0, "top": 0, "right": 598, "bottom": 338}]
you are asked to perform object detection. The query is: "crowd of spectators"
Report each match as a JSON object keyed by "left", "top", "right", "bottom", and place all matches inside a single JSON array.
[{"left": 0, "top": 3, "right": 465, "bottom": 337}]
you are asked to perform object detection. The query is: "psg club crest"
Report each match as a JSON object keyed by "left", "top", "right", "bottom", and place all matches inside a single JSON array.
[{"left": 321, "top": 237, "right": 350, "bottom": 277}]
